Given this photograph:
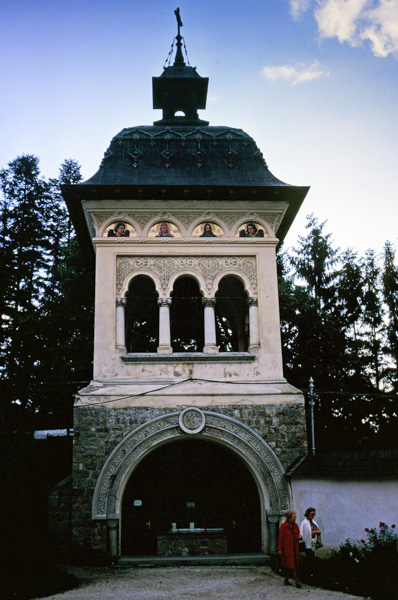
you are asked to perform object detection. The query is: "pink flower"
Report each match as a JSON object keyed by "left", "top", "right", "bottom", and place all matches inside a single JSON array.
[
  {"left": 392, "top": 524, "right": 396, "bottom": 529},
  {"left": 379, "top": 522, "right": 385, "bottom": 527},
  {"left": 364, "top": 528, "right": 369, "bottom": 532}
]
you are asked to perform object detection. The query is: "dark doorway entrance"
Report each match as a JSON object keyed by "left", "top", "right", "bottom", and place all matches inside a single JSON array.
[{"left": 121, "top": 439, "right": 262, "bottom": 555}]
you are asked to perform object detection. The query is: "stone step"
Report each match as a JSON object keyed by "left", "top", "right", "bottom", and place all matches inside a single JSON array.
[{"left": 117, "top": 553, "right": 270, "bottom": 567}]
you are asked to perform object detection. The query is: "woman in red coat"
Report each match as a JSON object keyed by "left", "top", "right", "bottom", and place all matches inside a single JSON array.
[{"left": 278, "top": 510, "right": 302, "bottom": 588}]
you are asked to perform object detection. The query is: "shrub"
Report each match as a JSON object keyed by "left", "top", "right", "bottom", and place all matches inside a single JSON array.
[{"left": 299, "top": 524, "right": 398, "bottom": 600}]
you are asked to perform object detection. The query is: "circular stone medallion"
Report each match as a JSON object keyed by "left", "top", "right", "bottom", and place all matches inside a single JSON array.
[{"left": 179, "top": 407, "right": 206, "bottom": 434}]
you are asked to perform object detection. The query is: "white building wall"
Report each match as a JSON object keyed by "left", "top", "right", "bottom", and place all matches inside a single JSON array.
[{"left": 291, "top": 477, "right": 398, "bottom": 547}]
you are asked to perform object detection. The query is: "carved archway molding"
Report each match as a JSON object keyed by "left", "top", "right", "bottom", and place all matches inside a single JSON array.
[
  {"left": 116, "top": 255, "right": 258, "bottom": 297},
  {"left": 92, "top": 409, "right": 291, "bottom": 523}
]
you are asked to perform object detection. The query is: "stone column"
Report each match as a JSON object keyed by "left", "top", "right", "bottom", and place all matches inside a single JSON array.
[
  {"left": 157, "top": 298, "right": 172, "bottom": 354},
  {"left": 267, "top": 513, "right": 280, "bottom": 555},
  {"left": 248, "top": 297, "right": 260, "bottom": 353},
  {"left": 202, "top": 298, "right": 219, "bottom": 354},
  {"left": 107, "top": 519, "right": 119, "bottom": 558},
  {"left": 116, "top": 298, "right": 127, "bottom": 351}
]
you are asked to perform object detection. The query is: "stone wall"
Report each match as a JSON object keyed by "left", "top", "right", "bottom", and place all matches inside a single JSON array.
[{"left": 71, "top": 402, "right": 307, "bottom": 552}]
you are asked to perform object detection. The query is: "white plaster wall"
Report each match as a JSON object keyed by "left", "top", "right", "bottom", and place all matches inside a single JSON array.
[{"left": 291, "top": 478, "right": 398, "bottom": 547}]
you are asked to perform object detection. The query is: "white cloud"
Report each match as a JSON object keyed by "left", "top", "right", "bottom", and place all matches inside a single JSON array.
[
  {"left": 289, "top": 0, "right": 313, "bottom": 20},
  {"left": 361, "top": 0, "right": 398, "bottom": 57},
  {"left": 261, "top": 60, "right": 330, "bottom": 84},
  {"left": 315, "top": 0, "right": 368, "bottom": 44},
  {"left": 314, "top": 0, "right": 398, "bottom": 57}
]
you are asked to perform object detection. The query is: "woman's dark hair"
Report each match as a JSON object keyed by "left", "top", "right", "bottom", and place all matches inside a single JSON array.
[
  {"left": 115, "top": 222, "right": 125, "bottom": 231},
  {"left": 304, "top": 507, "right": 316, "bottom": 518},
  {"left": 246, "top": 222, "right": 257, "bottom": 233}
]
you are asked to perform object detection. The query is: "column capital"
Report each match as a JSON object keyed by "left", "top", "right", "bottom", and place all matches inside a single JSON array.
[
  {"left": 266, "top": 514, "right": 280, "bottom": 525},
  {"left": 157, "top": 298, "right": 172, "bottom": 307},
  {"left": 247, "top": 297, "right": 258, "bottom": 307},
  {"left": 106, "top": 519, "right": 119, "bottom": 529},
  {"left": 116, "top": 297, "right": 127, "bottom": 307},
  {"left": 202, "top": 297, "right": 216, "bottom": 308}
]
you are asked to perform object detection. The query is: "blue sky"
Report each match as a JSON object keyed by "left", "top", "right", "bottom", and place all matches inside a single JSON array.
[{"left": 1, "top": 0, "right": 397, "bottom": 254}]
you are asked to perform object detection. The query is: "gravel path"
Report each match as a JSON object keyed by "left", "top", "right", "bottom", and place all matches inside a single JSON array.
[{"left": 33, "top": 565, "right": 367, "bottom": 600}]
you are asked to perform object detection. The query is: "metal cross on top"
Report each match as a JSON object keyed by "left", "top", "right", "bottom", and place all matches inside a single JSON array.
[{"left": 174, "top": 7, "right": 183, "bottom": 37}]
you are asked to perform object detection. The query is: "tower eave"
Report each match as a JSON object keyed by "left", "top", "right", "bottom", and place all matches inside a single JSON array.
[{"left": 62, "top": 182, "right": 309, "bottom": 259}]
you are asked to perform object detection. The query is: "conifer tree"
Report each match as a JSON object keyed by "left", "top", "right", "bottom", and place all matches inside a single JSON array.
[
  {"left": 286, "top": 215, "right": 347, "bottom": 390},
  {"left": 334, "top": 248, "right": 368, "bottom": 389},
  {"left": 0, "top": 156, "right": 94, "bottom": 429},
  {"left": 290, "top": 214, "right": 339, "bottom": 309},
  {"left": 0, "top": 156, "right": 52, "bottom": 426},
  {"left": 361, "top": 249, "right": 384, "bottom": 391},
  {"left": 33, "top": 159, "right": 94, "bottom": 429},
  {"left": 382, "top": 241, "right": 398, "bottom": 392}
]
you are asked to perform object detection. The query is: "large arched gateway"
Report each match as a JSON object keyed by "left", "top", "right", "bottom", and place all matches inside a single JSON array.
[{"left": 92, "top": 409, "right": 292, "bottom": 557}]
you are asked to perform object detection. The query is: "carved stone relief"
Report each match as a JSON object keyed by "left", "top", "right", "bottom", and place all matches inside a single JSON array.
[
  {"left": 116, "top": 255, "right": 257, "bottom": 295},
  {"left": 92, "top": 410, "right": 291, "bottom": 521},
  {"left": 263, "top": 214, "right": 281, "bottom": 231},
  {"left": 91, "top": 213, "right": 117, "bottom": 228},
  {"left": 132, "top": 213, "right": 151, "bottom": 230},
  {"left": 179, "top": 407, "right": 206, "bottom": 434},
  {"left": 172, "top": 213, "right": 204, "bottom": 229}
]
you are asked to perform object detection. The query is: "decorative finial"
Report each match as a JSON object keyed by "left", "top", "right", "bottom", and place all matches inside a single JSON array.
[{"left": 173, "top": 7, "right": 185, "bottom": 66}]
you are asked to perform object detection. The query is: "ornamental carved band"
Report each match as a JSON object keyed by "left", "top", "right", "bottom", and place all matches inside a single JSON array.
[
  {"left": 92, "top": 410, "right": 290, "bottom": 521},
  {"left": 116, "top": 255, "right": 257, "bottom": 294}
]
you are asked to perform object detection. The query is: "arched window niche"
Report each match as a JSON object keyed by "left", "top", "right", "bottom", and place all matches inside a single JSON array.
[
  {"left": 236, "top": 222, "right": 267, "bottom": 238},
  {"left": 170, "top": 276, "right": 204, "bottom": 352},
  {"left": 215, "top": 276, "right": 249, "bottom": 352},
  {"left": 104, "top": 222, "right": 136, "bottom": 237},
  {"left": 192, "top": 222, "right": 224, "bottom": 237},
  {"left": 148, "top": 222, "right": 181, "bottom": 238},
  {"left": 125, "top": 275, "right": 159, "bottom": 353}
]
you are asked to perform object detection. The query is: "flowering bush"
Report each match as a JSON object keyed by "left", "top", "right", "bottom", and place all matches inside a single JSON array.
[
  {"left": 359, "top": 522, "right": 397, "bottom": 553},
  {"left": 298, "top": 523, "right": 398, "bottom": 600}
]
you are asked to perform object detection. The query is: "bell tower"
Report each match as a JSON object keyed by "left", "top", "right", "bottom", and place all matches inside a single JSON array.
[{"left": 63, "top": 10, "right": 309, "bottom": 561}]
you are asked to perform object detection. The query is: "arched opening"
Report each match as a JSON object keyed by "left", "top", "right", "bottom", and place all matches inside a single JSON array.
[
  {"left": 170, "top": 276, "right": 204, "bottom": 352},
  {"left": 121, "top": 439, "right": 261, "bottom": 556},
  {"left": 125, "top": 275, "right": 159, "bottom": 352},
  {"left": 215, "top": 276, "right": 249, "bottom": 351}
]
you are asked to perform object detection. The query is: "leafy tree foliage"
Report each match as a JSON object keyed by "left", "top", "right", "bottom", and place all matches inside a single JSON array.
[
  {"left": 279, "top": 215, "right": 398, "bottom": 450},
  {"left": 0, "top": 156, "right": 93, "bottom": 430}
]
